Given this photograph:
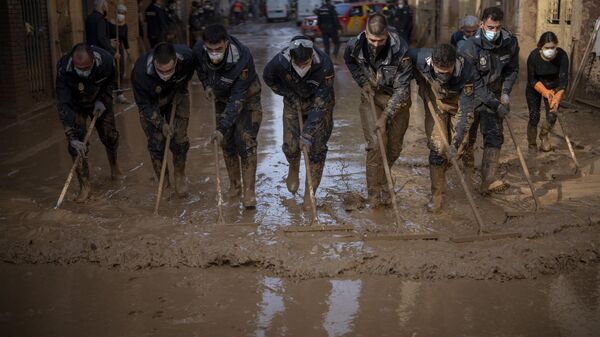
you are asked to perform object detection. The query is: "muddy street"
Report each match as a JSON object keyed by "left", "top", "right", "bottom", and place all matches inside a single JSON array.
[{"left": 1, "top": 20, "right": 600, "bottom": 336}]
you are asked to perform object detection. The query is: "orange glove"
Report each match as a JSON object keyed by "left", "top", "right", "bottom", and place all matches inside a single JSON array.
[
  {"left": 534, "top": 81, "right": 553, "bottom": 100},
  {"left": 550, "top": 89, "right": 565, "bottom": 112}
]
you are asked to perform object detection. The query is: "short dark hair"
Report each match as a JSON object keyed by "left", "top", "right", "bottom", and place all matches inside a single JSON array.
[
  {"left": 153, "top": 42, "right": 176, "bottom": 65},
  {"left": 481, "top": 6, "right": 504, "bottom": 22},
  {"left": 203, "top": 24, "right": 229, "bottom": 44},
  {"left": 431, "top": 44, "right": 457, "bottom": 68},
  {"left": 367, "top": 13, "right": 388, "bottom": 35},
  {"left": 537, "top": 31, "right": 559, "bottom": 48},
  {"left": 71, "top": 42, "right": 92, "bottom": 57}
]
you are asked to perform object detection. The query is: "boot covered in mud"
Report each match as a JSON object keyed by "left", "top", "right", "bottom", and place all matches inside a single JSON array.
[
  {"left": 173, "top": 153, "right": 188, "bottom": 198},
  {"left": 286, "top": 156, "right": 300, "bottom": 194},
  {"left": 241, "top": 154, "right": 257, "bottom": 209},
  {"left": 303, "top": 160, "right": 325, "bottom": 210},
  {"left": 224, "top": 155, "right": 242, "bottom": 198},
  {"left": 480, "top": 147, "right": 509, "bottom": 194},
  {"left": 106, "top": 148, "right": 123, "bottom": 180},
  {"left": 151, "top": 158, "right": 170, "bottom": 188},
  {"left": 539, "top": 121, "right": 553, "bottom": 152},
  {"left": 75, "top": 157, "right": 91, "bottom": 203},
  {"left": 527, "top": 125, "right": 538, "bottom": 153},
  {"left": 427, "top": 164, "right": 446, "bottom": 213}
]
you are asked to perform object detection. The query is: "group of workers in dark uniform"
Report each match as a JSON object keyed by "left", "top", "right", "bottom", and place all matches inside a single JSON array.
[{"left": 56, "top": 3, "right": 569, "bottom": 215}]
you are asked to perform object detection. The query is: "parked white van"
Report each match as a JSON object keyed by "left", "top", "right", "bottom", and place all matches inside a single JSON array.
[
  {"left": 266, "top": 0, "right": 291, "bottom": 22},
  {"left": 296, "top": 0, "right": 322, "bottom": 25}
]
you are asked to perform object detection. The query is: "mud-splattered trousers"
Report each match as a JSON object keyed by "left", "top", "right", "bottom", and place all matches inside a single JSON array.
[
  {"left": 214, "top": 91, "right": 262, "bottom": 158},
  {"left": 282, "top": 98, "right": 334, "bottom": 164},
  {"left": 138, "top": 91, "right": 191, "bottom": 164},
  {"left": 344, "top": 30, "right": 413, "bottom": 199},
  {"left": 55, "top": 46, "right": 119, "bottom": 158}
]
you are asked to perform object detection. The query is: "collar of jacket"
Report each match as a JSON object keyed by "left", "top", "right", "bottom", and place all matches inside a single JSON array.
[
  {"left": 352, "top": 30, "right": 401, "bottom": 66},
  {"left": 473, "top": 27, "right": 513, "bottom": 50}
]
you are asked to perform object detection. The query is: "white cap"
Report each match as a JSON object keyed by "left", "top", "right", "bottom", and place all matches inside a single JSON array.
[{"left": 461, "top": 15, "right": 479, "bottom": 28}]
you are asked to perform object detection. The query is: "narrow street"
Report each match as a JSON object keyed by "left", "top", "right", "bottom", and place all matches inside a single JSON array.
[{"left": 1, "top": 20, "right": 600, "bottom": 336}]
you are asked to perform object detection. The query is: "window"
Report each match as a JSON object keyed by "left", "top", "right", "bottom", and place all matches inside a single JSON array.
[
  {"left": 350, "top": 6, "right": 363, "bottom": 17},
  {"left": 546, "top": 0, "right": 560, "bottom": 24}
]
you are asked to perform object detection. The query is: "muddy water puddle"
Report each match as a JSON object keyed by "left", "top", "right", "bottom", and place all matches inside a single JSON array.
[{"left": 1, "top": 263, "right": 599, "bottom": 337}]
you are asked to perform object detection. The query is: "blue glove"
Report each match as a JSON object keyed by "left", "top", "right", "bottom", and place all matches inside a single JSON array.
[
  {"left": 93, "top": 101, "right": 106, "bottom": 117},
  {"left": 300, "top": 134, "right": 312, "bottom": 149},
  {"left": 70, "top": 139, "right": 87, "bottom": 157}
]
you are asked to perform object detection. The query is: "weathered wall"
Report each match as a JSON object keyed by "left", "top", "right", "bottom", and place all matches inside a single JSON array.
[{"left": 570, "top": 0, "right": 600, "bottom": 102}]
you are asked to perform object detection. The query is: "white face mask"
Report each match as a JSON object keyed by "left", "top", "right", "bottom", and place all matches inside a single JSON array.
[
  {"left": 542, "top": 48, "right": 557, "bottom": 59},
  {"left": 292, "top": 63, "right": 311, "bottom": 78},
  {"left": 157, "top": 71, "right": 174, "bottom": 81},
  {"left": 117, "top": 14, "right": 125, "bottom": 22},
  {"left": 484, "top": 29, "right": 500, "bottom": 41},
  {"left": 75, "top": 68, "right": 91, "bottom": 78},
  {"left": 208, "top": 51, "right": 225, "bottom": 64}
]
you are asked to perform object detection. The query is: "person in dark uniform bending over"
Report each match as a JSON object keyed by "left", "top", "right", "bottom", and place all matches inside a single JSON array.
[
  {"left": 56, "top": 43, "right": 121, "bottom": 202},
  {"left": 461, "top": 7, "right": 519, "bottom": 194},
  {"left": 193, "top": 24, "right": 263, "bottom": 209},
  {"left": 263, "top": 36, "right": 335, "bottom": 208},
  {"left": 344, "top": 14, "right": 412, "bottom": 208},
  {"left": 131, "top": 42, "right": 195, "bottom": 198},
  {"left": 526, "top": 31, "right": 569, "bottom": 152},
  {"left": 409, "top": 44, "right": 475, "bottom": 212}
]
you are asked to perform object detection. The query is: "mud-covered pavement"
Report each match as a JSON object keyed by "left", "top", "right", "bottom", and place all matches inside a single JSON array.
[{"left": 1, "top": 21, "right": 600, "bottom": 335}]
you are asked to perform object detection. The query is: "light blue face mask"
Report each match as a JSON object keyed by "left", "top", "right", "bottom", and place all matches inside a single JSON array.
[
  {"left": 484, "top": 29, "right": 500, "bottom": 41},
  {"left": 75, "top": 68, "right": 92, "bottom": 78}
]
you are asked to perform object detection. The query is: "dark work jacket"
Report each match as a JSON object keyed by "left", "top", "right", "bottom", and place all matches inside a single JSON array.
[
  {"left": 193, "top": 36, "right": 261, "bottom": 134},
  {"left": 55, "top": 46, "right": 115, "bottom": 139},
  {"left": 344, "top": 30, "right": 412, "bottom": 117},
  {"left": 409, "top": 48, "right": 476, "bottom": 146},
  {"left": 526, "top": 48, "right": 569, "bottom": 91},
  {"left": 461, "top": 28, "right": 519, "bottom": 112},
  {"left": 85, "top": 10, "right": 115, "bottom": 54},
  {"left": 316, "top": 4, "right": 341, "bottom": 30},
  {"left": 131, "top": 44, "right": 195, "bottom": 130},
  {"left": 450, "top": 30, "right": 468, "bottom": 50},
  {"left": 394, "top": 6, "right": 412, "bottom": 43},
  {"left": 263, "top": 47, "right": 335, "bottom": 139},
  {"left": 108, "top": 22, "right": 129, "bottom": 51},
  {"left": 145, "top": 3, "right": 169, "bottom": 40}
]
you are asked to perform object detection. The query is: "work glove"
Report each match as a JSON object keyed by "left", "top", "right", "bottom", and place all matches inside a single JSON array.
[
  {"left": 161, "top": 122, "right": 174, "bottom": 139},
  {"left": 93, "top": 101, "right": 106, "bottom": 117},
  {"left": 205, "top": 87, "right": 215, "bottom": 101},
  {"left": 500, "top": 93, "right": 510, "bottom": 106},
  {"left": 374, "top": 114, "right": 388, "bottom": 133},
  {"left": 361, "top": 84, "right": 374, "bottom": 98},
  {"left": 533, "top": 81, "right": 553, "bottom": 100},
  {"left": 550, "top": 89, "right": 565, "bottom": 112},
  {"left": 497, "top": 104, "right": 509, "bottom": 119},
  {"left": 70, "top": 139, "right": 87, "bottom": 158},
  {"left": 447, "top": 144, "right": 458, "bottom": 161},
  {"left": 211, "top": 130, "right": 224, "bottom": 146}
]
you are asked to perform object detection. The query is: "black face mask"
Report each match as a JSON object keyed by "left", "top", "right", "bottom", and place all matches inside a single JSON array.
[
  {"left": 368, "top": 44, "right": 385, "bottom": 58},
  {"left": 434, "top": 71, "right": 453, "bottom": 84}
]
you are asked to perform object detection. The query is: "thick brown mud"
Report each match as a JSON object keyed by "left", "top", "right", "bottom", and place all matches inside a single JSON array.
[{"left": 1, "top": 21, "right": 599, "bottom": 281}]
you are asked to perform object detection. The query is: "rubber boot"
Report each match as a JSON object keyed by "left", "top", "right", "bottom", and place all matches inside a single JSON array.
[
  {"left": 286, "top": 156, "right": 300, "bottom": 194},
  {"left": 539, "top": 121, "right": 552, "bottom": 152},
  {"left": 426, "top": 165, "right": 446, "bottom": 213},
  {"left": 224, "top": 155, "right": 242, "bottom": 198},
  {"left": 75, "top": 158, "right": 91, "bottom": 203},
  {"left": 173, "top": 153, "right": 188, "bottom": 198},
  {"left": 303, "top": 161, "right": 325, "bottom": 210},
  {"left": 527, "top": 125, "right": 538, "bottom": 153},
  {"left": 106, "top": 149, "right": 123, "bottom": 180},
  {"left": 480, "top": 147, "right": 509, "bottom": 194},
  {"left": 151, "top": 158, "right": 170, "bottom": 188},
  {"left": 241, "top": 154, "right": 257, "bottom": 209}
]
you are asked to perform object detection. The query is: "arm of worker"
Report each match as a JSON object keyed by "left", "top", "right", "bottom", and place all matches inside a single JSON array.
[
  {"left": 55, "top": 65, "right": 77, "bottom": 139},
  {"left": 121, "top": 24, "right": 130, "bottom": 51},
  {"left": 303, "top": 68, "right": 335, "bottom": 140},
  {"left": 262, "top": 55, "right": 295, "bottom": 98},
  {"left": 97, "top": 62, "right": 116, "bottom": 107},
  {"left": 97, "top": 18, "right": 115, "bottom": 54},
  {"left": 453, "top": 81, "right": 475, "bottom": 148},
  {"left": 526, "top": 51, "right": 538, "bottom": 88},
  {"left": 131, "top": 70, "right": 165, "bottom": 130},
  {"left": 501, "top": 38, "right": 520, "bottom": 96},
  {"left": 383, "top": 55, "right": 412, "bottom": 118},
  {"left": 343, "top": 39, "right": 368, "bottom": 88},
  {"left": 217, "top": 56, "right": 256, "bottom": 135},
  {"left": 557, "top": 49, "right": 569, "bottom": 92}
]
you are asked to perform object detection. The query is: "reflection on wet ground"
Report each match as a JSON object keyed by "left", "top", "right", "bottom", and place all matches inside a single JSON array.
[{"left": 1, "top": 263, "right": 599, "bottom": 337}]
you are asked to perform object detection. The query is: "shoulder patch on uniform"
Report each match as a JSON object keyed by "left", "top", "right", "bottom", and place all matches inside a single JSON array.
[
  {"left": 402, "top": 56, "right": 410, "bottom": 67},
  {"left": 464, "top": 83, "right": 473, "bottom": 95},
  {"left": 78, "top": 82, "right": 85, "bottom": 92},
  {"left": 155, "top": 86, "right": 162, "bottom": 94},
  {"left": 240, "top": 68, "right": 248, "bottom": 80}
]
